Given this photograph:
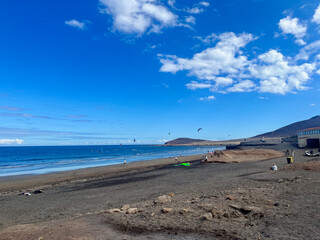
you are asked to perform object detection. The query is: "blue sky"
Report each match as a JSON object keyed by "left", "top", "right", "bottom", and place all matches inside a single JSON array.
[{"left": 0, "top": 0, "right": 320, "bottom": 146}]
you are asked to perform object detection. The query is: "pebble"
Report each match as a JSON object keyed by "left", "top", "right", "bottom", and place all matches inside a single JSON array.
[
  {"left": 154, "top": 195, "right": 172, "bottom": 204},
  {"left": 202, "top": 212, "right": 213, "bottom": 221},
  {"left": 226, "top": 195, "right": 235, "bottom": 200},
  {"left": 161, "top": 208, "right": 173, "bottom": 213},
  {"left": 126, "top": 208, "right": 139, "bottom": 214},
  {"left": 107, "top": 208, "right": 121, "bottom": 213},
  {"left": 121, "top": 205, "right": 130, "bottom": 211}
]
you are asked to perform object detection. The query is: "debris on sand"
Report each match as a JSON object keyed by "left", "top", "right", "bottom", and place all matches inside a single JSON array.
[
  {"left": 120, "top": 205, "right": 130, "bottom": 211},
  {"left": 106, "top": 208, "right": 121, "bottom": 213},
  {"left": 126, "top": 208, "right": 139, "bottom": 214},
  {"left": 103, "top": 187, "right": 274, "bottom": 239},
  {"left": 201, "top": 212, "right": 213, "bottom": 221},
  {"left": 161, "top": 208, "right": 173, "bottom": 214},
  {"left": 19, "top": 192, "right": 31, "bottom": 196},
  {"left": 154, "top": 195, "right": 172, "bottom": 204}
]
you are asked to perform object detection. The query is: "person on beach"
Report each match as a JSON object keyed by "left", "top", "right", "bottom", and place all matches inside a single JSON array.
[
  {"left": 175, "top": 157, "right": 178, "bottom": 163},
  {"left": 270, "top": 163, "right": 277, "bottom": 171},
  {"left": 124, "top": 159, "right": 126, "bottom": 165},
  {"left": 286, "top": 149, "right": 290, "bottom": 157}
]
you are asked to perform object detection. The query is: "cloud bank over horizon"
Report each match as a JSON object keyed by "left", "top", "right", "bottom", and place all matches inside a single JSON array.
[{"left": 0, "top": 139, "right": 24, "bottom": 145}]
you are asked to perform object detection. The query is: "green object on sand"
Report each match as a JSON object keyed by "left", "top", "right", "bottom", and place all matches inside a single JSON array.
[{"left": 180, "top": 163, "right": 190, "bottom": 166}]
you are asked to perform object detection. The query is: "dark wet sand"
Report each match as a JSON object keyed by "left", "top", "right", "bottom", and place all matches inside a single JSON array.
[
  {"left": 0, "top": 154, "right": 204, "bottom": 193},
  {"left": 0, "top": 144, "right": 319, "bottom": 239}
]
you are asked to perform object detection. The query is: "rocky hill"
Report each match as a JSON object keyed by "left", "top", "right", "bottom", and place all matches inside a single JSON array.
[
  {"left": 164, "top": 116, "right": 320, "bottom": 146},
  {"left": 164, "top": 138, "right": 242, "bottom": 146},
  {"left": 255, "top": 115, "right": 320, "bottom": 138},
  {"left": 164, "top": 138, "right": 207, "bottom": 145}
]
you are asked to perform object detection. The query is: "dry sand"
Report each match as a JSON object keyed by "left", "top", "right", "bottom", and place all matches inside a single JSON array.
[
  {"left": 202, "top": 149, "right": 284, "bottom": 163},
  {"left": 0, "top": 144, "right": 319, "bottom": 240}
]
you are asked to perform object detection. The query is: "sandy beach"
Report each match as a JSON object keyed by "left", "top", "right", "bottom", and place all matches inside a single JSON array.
[
  {"left": 0, "top": 143, "right": 319, "bottom": 239},
  {"left": 0, "top": 154, "right": 204, "bottom": 194}
]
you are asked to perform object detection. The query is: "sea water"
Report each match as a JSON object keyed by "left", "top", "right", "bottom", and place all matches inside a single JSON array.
[{"left": 0, "top": 145, "right": 225, "bottom": 177}]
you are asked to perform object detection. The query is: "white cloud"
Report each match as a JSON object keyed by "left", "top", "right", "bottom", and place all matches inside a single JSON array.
[
  {"left": 186, "top": 81, "right": 212, "bottom": 90},
  {"left": 215, "top": 77, "right": 234, "bottom": 86},
  {"left": 65, "top": 19, "right": 86, "bottom": 30},
  {"left": 311, "top": 103, "right": 316, "bottom": 106},
  {"left": 312, "top": 3, "right": 320, "bottom": 24},
  {"left": 250, "top": 50, "right": 316, "bottom": 94},
  {"left": 199, "top": 2, "right": 210, "bottom": 7},
  {"left": 168, "top": 0, "right": 175, "bottom": 8},
  {"left": 295, "top": 39, "right": 306, "bottom": 46},
  {"left": 159, "top": 32, "right": 318, "bottom": 95},
  {"left": 227, "top": 80, "right": 256, "bottom": 92},
  {"left": 187, "top": 7, "right": 204, "bottom": 14},
  {"left": 295, "top": 40, "right": 320, "bottom": 60},
  {"left": 257, "top": 49, "right": 284, "bottom": 63},
  {"left": 278, "top": 16, "right": 307, "bottom": 43},
  {"left": 199, "top": 95, "right": 215, "bottom": 101},
  {"left": 194, "top": 33, "right": 217, "bottom": 44},
  {"left": 185, "top": 16, "right": 196, "bottom": 24},
  {"left": 159, "top": 32, "right": 255, "bottom": 80},
  {"left": 186, "top": 1, "right": 210, "bottom": 14},
  {"left": 99, "top": 0, "right": 177, "bottom": 34},
  {"left": 0, "top": 139, "right": 24, "bottom": 145}
]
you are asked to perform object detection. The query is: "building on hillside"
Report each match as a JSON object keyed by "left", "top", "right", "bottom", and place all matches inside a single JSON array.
[{"left": 297, "top": 127, "right": 320, "bottom": 148}]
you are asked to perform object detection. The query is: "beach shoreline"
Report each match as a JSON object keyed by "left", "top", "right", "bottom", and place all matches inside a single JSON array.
[
  {"left": 1, "top": 145, "right": 319, "bottom": 239},
  {"left": 0, "top": 154, "right": 204, "bottom": 194}
]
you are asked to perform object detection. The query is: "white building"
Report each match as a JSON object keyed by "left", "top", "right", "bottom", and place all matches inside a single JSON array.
[{"left": 297, "top": 127, "right": 320, "bottom": 148}]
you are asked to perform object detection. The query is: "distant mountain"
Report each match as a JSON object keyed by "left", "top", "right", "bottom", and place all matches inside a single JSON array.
[
  {"left": 255, "top": 115, "right": 320, "bottom": 138},
  {"left": 164, "top": 138, "right": 206, "bottom": 145},
  {"left": 165, "top": 116, "right": 320, "bottom": 146},
  {"left": 164, "top": 138, "right": 242, "bottom": 146}
]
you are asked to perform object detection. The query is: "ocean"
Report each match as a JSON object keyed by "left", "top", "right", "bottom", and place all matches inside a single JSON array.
[{"left": 0, "top": 145, "right": 225, "bottom": 177}]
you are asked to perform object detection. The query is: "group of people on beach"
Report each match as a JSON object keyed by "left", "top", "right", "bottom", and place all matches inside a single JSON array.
[
  {"left": 270, "top": 149, "right": 296, "bottom": 171},
  {"left": 286, "top": 149, "right": 295, "bottom": 158}
]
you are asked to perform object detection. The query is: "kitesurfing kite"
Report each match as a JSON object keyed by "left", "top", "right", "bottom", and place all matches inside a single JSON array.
[
  {"left": 197, "top": 128, "right": 202, "bottom": 133},
  {"left": 180, "top": 163, "right": 190, "bottom": 166}
]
